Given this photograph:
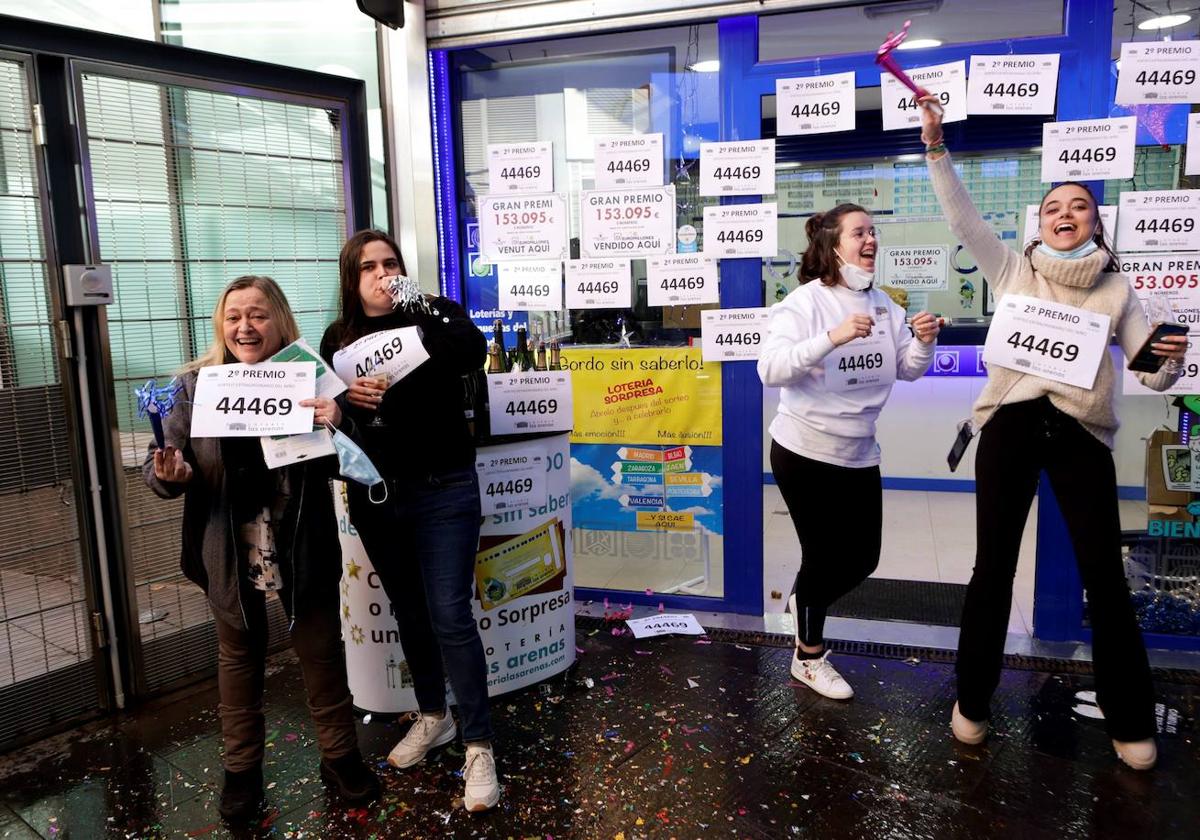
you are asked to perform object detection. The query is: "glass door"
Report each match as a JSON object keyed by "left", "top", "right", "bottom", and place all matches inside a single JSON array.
[{"left": 446, "top": 24, "right": 736, "bottom": 605}]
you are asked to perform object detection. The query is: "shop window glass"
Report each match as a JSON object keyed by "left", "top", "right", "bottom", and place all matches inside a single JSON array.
[
  {"left": 758, "top": 0, "right": 1064, "bottom": 63},
  {"left": 158, "top": 0, "right": 389, "bottom": 229},
  {"left": 0, "top": 0, "right": 154, "bottom": 39},
  {"left": 456, "top": 25, "right": 726, "bottom": 598}
]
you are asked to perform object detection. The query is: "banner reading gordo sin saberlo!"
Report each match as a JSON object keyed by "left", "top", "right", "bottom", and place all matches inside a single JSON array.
[
  {"left": 558, "top": 347, "right": 722, "bottom": 446},
  {"left": 561, "top": 346, "right": 725, "bottom": 539}
]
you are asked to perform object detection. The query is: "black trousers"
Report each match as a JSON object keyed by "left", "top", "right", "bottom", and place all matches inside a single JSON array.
[
  {"left": 957, "top": 397, "right": 1155, "bottom": 741},
  {"left": 771, "top": 440, "right": 882, "bottom": 647}
]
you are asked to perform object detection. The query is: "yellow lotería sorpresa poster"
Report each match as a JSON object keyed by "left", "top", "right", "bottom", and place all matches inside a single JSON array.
[{"left": 558, "top": 347, "right": 722, "bottom": 446}]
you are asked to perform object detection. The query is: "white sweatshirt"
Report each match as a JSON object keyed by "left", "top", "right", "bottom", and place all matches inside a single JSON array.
[{"left": 758, "top": 281, "right": 936, "bottom": 468}]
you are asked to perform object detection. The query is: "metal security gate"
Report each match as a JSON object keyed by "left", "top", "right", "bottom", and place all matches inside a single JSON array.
[
  {"left": 0, "top": 15, "right": 371, "bottom": 747},
  {"left": 0, "top": 51, "right": 104, "bottom": 749},
  {"left": 74, "top": 65, "right": 355, "bottom": 694}
]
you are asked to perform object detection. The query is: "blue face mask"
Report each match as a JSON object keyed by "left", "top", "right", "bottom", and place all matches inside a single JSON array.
[
  {"left": 328, "top": 426, "right": 388, "bottom": 503},
  {"left": 1037, "top": 238, "right": 1100, "bottom": 260}
]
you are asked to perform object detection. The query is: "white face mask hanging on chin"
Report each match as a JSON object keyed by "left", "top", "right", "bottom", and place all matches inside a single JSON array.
[{"left": 835, "top": 249, "right": 875, "bottom": 291}]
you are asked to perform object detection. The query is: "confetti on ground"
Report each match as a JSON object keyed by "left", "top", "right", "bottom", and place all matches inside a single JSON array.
[{"left": 0, "top": 615, "right": 1196, "bottom": 838}]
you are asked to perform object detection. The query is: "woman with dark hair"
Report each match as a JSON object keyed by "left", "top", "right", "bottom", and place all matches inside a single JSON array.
[
  {"left": 920, "top": 99, "right": 1186, "bottom": 768},
  {"left": 758, "top": 206, "right": 940, "bottom": 699},
  {"left": 319, "top": 230, "right": 500, "bottom": 811},
  {"left": 143, "top": 275, "right": 380, "bottom": 823}
]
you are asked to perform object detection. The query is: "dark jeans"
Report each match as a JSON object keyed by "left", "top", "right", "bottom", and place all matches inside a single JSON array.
[
  {"left": 771, "top": 440, "right": 883, "bottom": 647},
  {"left": 213, "top": 589, "right": 357, "bottom": 772},
  {"left": 350, "top": 468, "right": 493, "bottom": 743},
  {"left": 958, "top": 397, "right": 1155, "bottom": 741}
]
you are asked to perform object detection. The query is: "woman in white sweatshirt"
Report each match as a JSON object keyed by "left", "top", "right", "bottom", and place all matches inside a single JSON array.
[
  {"left": 758, "top": 204, "right": 940, "bottom": 699},
  {"left": 919, "top": 99, "right": 1186, "bottom": 769}
]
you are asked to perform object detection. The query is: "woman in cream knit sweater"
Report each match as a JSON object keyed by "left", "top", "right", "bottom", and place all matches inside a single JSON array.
[{"left": 919, "top": 98, "right": 1187, "bottom": 770}]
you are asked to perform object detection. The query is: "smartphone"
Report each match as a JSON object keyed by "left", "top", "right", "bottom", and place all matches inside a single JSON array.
[
  {"left": 947, "top": 421, "right": 974, "bottom": 472},
  {"left": 1128, "top": 322, "right": 1188, "bottom": 373}
]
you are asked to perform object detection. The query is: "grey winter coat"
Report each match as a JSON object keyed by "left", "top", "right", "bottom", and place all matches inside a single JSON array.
[{"left": 141, "top": 370, "right": 348, "bottom": 629}]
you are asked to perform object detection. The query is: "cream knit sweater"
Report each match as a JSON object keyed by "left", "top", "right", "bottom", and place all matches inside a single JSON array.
[{"left": 928, "top": 152, "right": 1179, "bottom": 449}]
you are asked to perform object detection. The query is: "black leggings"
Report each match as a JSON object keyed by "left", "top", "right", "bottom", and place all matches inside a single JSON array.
[
  {"left": 957, "top": 397, "right": 1154, "bottom": 741},
  {"left": 771, "top": 440, "right": 882, "bottom": 647}
]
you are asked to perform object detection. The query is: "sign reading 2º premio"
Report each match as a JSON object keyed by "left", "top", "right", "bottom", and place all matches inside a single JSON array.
[{"left": 487, "top": 370, "right": 574, "bottom": 435}]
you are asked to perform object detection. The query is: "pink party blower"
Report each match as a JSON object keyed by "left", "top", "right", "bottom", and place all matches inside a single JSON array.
[{"left": 876, "top": 19, "right": 942, "bottom": 113}]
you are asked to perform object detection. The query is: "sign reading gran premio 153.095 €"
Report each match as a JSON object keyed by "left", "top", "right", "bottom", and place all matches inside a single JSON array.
[
  {"left": 478, "top": 194, "right": 569, "bottom": 262},
  {"left": 579, "top": 185, "right": 675, "bottom": 258}
]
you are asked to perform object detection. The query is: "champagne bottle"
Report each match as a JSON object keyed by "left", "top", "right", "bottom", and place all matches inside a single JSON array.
[
  {"left": 487, "top": 340, "right": 504, "bottom": 374},
  {"left": 512, "top": 325, "right": 533, "bottom": 372},
  {"left": 491, "top": 319, "right": 509, "bottom": 373},
  {"left": 549, "top": 340, "right": 561, "bottom": 371},
  {"left": 535, "top": 340, "right": 548, "bottom": 371}
]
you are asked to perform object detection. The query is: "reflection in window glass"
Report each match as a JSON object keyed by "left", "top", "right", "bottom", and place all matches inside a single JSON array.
[
  {"left": 158, "top": 0, "right": 388, "bottom": 229},
  {"left": 757, "top": 0, "right": 1064, "bottom": 63},
  {"left": 764, "top": 150, "right": 1055, "bottom": 325},
  {"left": 456, "top": 24, "right": 721, "bottom": 349},
  {"left": 0, "top": 0, "right": 154, "bottom": 39}
]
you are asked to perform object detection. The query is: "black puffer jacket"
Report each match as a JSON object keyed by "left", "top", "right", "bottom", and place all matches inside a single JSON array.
[{"left": 141, "top": 370, "right": 350, "bottom": 629}]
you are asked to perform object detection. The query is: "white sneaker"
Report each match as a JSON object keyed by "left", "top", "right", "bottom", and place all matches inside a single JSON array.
[
  {"left": 387, "top": 711, "right": 456, "bottom": 769},
  {"left": 462, "top": 744, "right": 500, "bottom": 812},
  {"left": 790, "top": 650, "right": 854, "bottom": 700},
  {"left": 951, "top": 701, "right": 989, "bottom": 745}
]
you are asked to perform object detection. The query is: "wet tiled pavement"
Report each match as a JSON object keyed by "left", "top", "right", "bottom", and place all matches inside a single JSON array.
[{"left": 0, "top": 619, "right": 1196, "bottom": 839}]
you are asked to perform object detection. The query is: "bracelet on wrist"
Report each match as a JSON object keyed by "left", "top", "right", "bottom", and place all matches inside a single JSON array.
[{"left": 926, "top": 141, "right": 947, "bottom": 155}]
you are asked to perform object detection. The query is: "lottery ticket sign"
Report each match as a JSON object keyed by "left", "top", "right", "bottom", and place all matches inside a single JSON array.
[
  {"left": 881, "top": 61, "right": 966, "bottom": 131},
  {"left": 700, "top": 308, "right": 770, "bottom": 361},
  {"left": 699, "top": 141, "right": 775, "bottom": 196},
  {"left": 702, "top": 202, "right": 778, "bottom": 259},
  {"left": 332, "top": 327, "right": 430, "bottom": 387},
  {"left": 593, "top": 134, "right": 664, "bottom": 189},
  {"left": 192, "top": 363, "right": 315, "bottom": 437},
  {"left": 565, "top": 259, "right": 631, "bottom": 309},
  {"left": 984, "top": 294, "right": 1111, "bottom": 389},
  {"left": 775, "top": 72, "right": 856, "bottom": 136},
  {"left": 487, "top": 142, "right": 553, "bottom": 194},
  {"left": 1115, "top": 41, "right": 1200, "bottom": 105},
  {"left": 475, "top": 446, "right": 547, "bottom": 515},
  {"left": 1115, "top": 191, "right": 1200, "bottom": 253},
  {"left": 1040, "top": 117, "right": 1136, "bottom": 182},
  {"left": 478, "top": 194, "right": 569, "bottom": 261},
  {"left": 966, "top": 53, "right": 1059, "bottom": 114},
  {"left": 487, "top": 371, "right": 573, "bottom": 435},
  {"left": 646, "top": 254, "right": 720, "bottom": 306},
  {"left": 498, "top": 260, "right": 563, "bottom": 311}
]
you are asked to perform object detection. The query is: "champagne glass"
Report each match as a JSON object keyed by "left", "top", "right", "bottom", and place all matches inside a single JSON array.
[{"left": 367, "top": 372, "right": 391, "bottom": 428}]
